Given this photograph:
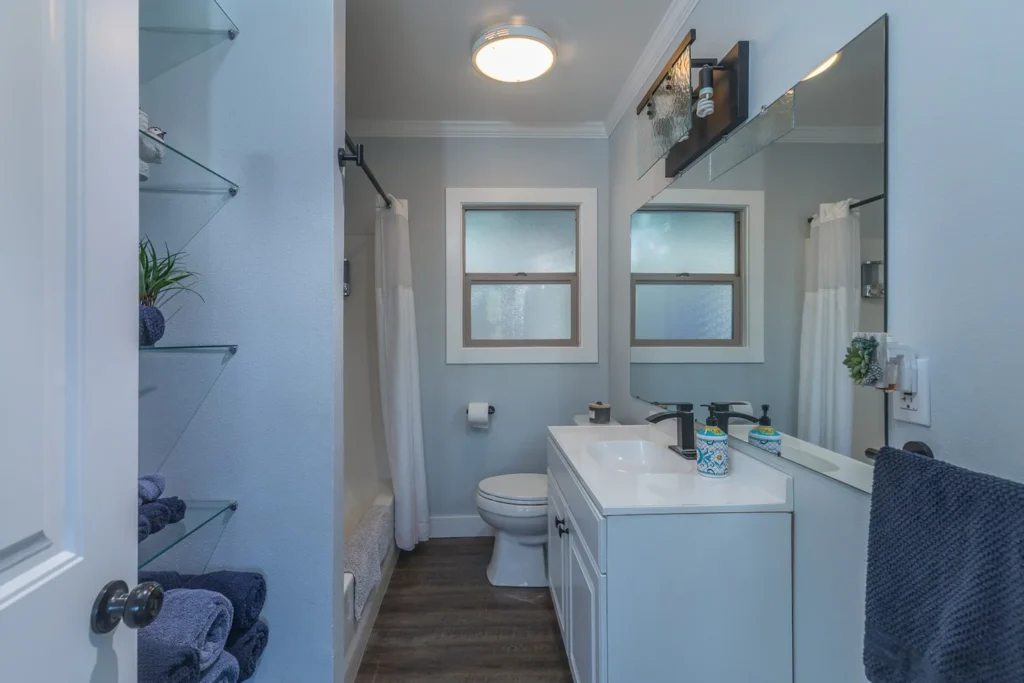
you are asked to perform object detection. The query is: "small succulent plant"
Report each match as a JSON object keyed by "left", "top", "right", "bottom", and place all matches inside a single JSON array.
[
  {"left": 139, "top": 238, "right": 203, "bottom": 307},
  {"left": 844, "top": 336, "right": 883, "bottom": 386}
]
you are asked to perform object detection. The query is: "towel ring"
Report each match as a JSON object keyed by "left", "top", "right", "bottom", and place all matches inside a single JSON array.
[{"left": 902, "top": 441, "right": 934, "bottom": 458}]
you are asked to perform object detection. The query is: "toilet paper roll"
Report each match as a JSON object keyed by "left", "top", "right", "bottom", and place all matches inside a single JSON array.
[{"left": 467, "top": 402, "right": 491, "bottom": 429}]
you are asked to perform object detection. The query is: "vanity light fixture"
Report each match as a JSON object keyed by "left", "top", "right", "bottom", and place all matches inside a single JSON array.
[
  {"left": 802, "top": 53, "right": 840, "bottom": 81},
  {"left": 473, "top": 25, "right": 556, "bottom": 83}
]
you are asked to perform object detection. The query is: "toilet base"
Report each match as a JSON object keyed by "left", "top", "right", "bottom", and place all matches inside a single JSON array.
[{"left": 486, "top": 530, "right": 548, "bottom": 588}]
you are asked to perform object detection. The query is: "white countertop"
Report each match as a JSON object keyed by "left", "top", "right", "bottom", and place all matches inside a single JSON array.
[{"left": 548, "top": 425, "right": 793, "bottom": 515}]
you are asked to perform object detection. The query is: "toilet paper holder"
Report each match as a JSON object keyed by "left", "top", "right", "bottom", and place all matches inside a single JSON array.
[{"left": 466, "top": 405, "right": 496, "bottom": 415}]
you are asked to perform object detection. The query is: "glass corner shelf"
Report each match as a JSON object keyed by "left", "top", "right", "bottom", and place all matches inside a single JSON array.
[
  {"left": 140, "top": 130, "right": 238, "bottom": 197},
  {"left": 139, "top": 500, "right": 238, "bottom": 570},
  {"left": 140, "top": 0, "right": 239, "bottom": 82},
  {"left": 140, "top": 344, "right": 238, "bottom": 355},
  {"left": 140, "top": 130, "right": 238, "bottom": 251}
]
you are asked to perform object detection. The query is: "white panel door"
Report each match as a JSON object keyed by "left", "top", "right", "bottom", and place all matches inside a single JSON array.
[
  {"left": 548, "top": 473, "right": 568, "bottom": 632},
  {"left": 0, "top": 0, "right": 140, "bottom": 681},
  {"left": 569, "top": 534, "right": 602, "bottom": 683}
]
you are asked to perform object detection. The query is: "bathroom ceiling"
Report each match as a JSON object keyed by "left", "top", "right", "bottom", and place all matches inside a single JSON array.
[{"left": 346, "top": 0, "right": 676, "bottom": 134}]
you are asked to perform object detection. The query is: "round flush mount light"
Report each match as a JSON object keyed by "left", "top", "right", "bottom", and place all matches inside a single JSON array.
[
  {"left": 802, "top": 52, "right": 840, "bottom": 81},
  {"left": 473, "top": 25, "right": 556, "bottom": 83}
]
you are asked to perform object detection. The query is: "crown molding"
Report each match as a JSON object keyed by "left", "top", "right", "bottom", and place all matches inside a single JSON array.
[
  {"left": 777, "top": 126, "right": 885, "bottom": 144},
  {"left": 603, "top": 0, "right": 701, "bottom": 136},
  {"left": 347, "top": 119, "right": 609, "bottom": 139}
]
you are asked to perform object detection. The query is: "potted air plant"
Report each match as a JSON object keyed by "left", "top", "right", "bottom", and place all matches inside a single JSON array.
[{"left": 139, "top": 238, "right": 204, "bottom": 347}]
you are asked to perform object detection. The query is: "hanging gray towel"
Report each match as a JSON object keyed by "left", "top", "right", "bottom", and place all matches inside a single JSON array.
[
  {"left": 864, "top": 447, "right": 1024, "bottom": 682},
  {"left": 344, "top": 502, "right": 394, "bottom": 618}
]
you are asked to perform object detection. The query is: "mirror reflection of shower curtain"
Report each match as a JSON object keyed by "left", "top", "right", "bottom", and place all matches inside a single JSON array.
[
  {"left": 797, "top": 200, "right": 861, "bottom": 457},
  {"left": 375, "top": 196, "right": 430, "bottom": 550}
]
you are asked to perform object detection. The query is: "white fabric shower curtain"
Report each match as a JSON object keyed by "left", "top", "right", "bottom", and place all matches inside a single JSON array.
[
  {"left": 375, "top": 196, "right": 429, "bottom": 550},
  {"left": 797, "top": 200, "right": 861, "bottom": 457}
]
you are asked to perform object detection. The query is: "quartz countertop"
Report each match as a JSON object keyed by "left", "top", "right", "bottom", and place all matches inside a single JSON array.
[{"left": 548, "top": 424, "right": 793, "bottom": 515}]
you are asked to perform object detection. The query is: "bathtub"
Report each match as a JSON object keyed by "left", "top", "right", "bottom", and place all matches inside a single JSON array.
[{"left": 343, "top": 487, "right": 397, "bottom": 683}]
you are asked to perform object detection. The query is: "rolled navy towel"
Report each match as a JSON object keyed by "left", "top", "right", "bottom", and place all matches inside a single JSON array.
[
  {"left": 139, "top": 570, "right": 186, "bottom": 590},
  {"left": 155, "top": 496, "right": 187, "bottom": 524},
  {"left": 183, "top": 572, "right": 267, "bottom": 630},
  {"left": 140, "top": 502, "right": 171, "bottom": 535},
  {"left": 138, "top": 632, "right": 202, "bottom": 683},
  {"left": 226, "top": 620, "right": 269, "bottom": 681},
  {"left": 143, "top": 589, "right": 233, "bottom": 671},
  {"left": 200, "top": 652, "right": 239, "bottom": 683},
  {"left": 138, "top": 473, "right": 166, "bottom": 504},
  {"left": 138, "top": 515, "right": 151, "bottom": 543}
]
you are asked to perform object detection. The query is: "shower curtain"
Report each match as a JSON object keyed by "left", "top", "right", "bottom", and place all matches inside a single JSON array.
[
  {"left": 797, "top": 200, "right": 861, "bottom": 457},
  {"left": 375, "top": 196, "right": 429, "bottom": 550}
]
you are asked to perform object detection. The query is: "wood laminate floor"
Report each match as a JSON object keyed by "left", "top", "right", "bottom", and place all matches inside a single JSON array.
[{"left": 355, "top": 537, "right": 572, "bottom": 683}]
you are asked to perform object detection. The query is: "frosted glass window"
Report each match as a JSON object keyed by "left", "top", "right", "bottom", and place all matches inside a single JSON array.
[
  {"left": 465, "top": 209, "right": 577, "bottom": 273},
  {"left": 634, "top": 284, "right": 733, "bottom": 340},
  {"left": 631, "top": 211, "right": 737, "bottom": 274},
  {"left": 469, "top": 283, "right": 572, "bottom": 341}
]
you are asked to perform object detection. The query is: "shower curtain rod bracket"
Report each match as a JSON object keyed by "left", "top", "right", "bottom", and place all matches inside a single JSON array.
[{"left": 340, "top": 133, "right": 393, "bottom": 209}]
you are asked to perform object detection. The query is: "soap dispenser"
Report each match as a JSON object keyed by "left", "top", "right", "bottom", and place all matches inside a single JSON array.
[
  {"left": 748, "top": 404, "right": 782, "bottom": 455},
  {"left": 696, "top": 405, "right": 730, "bottom": 478}
]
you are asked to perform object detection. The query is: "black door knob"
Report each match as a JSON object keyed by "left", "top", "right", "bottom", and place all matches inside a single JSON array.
[{"left": 91, "top": 580, "right": 164, "bottom": 634}]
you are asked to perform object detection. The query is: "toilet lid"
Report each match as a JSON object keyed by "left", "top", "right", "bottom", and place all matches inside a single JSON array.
[{"left": 478, "top": 474, "right": 547, "bottom": 504}]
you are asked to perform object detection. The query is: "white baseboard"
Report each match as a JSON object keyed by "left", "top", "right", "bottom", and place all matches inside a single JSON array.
[
  {"left": 429, "top": 514, "right": 494, "bottom": 538},
  {"left": 344, "top": 543, "right": 399, "bottom": 683}
]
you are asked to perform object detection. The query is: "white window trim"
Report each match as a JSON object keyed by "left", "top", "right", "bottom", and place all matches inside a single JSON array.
[
  {"left": 446, "top": 187, "right": 599, "bottom": 364},
  {"left": 630, "top": 188, "right": 765, "bottom": 364}
]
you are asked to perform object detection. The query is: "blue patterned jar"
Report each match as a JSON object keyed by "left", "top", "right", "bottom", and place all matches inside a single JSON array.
[{"left": 696, "top": 420, "right": 730, "bottom": 478}]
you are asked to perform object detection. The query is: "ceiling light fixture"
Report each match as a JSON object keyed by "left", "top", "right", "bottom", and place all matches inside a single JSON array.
[
  {"left": 473, "top": 25, "right": 556, "bottom": 83},
  {"left": 802, "top": 53, "right": 840, "bottom": 81}
]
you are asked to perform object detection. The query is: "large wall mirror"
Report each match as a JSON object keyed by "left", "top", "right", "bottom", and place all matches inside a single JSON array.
[{"left": 630, "top": 16, "right": 887, "bottom": 467}]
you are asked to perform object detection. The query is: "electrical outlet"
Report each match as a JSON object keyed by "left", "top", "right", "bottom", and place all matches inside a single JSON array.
[
  {"left": 894, "top": 358, "right": 930, "bottom": 426},
  {"left": 899, "top": 391, "right": 917, "bottom": 411}
]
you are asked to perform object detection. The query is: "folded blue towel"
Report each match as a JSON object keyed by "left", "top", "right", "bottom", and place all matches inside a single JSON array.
[
  {"left": 139, "top": 473, "right": 166, "bottom": 504},
  {"left": 183, "top": 572, "right": 267, "bottom": 630},
  {"left": 143, "top": 589, "right": 233, "bottom": 672},
  {"left": 226, "top": 620, "right": 269, "bottom": 681},
  {"left": 139, "top": 515, "right": 151, "bottom": 543},
  {"left": 155, "top": 496, "right": 187, "bottom": 524},
  {"left": 140, "top": 502, "right": 171, "bottom": 534},
  {"left": 200, "top": 652, "right": 239, "bottom": 683},
  {"left": 139, "top": 570, "right": 186, "bottom": 590},
  {"left": 864, "top": 447, "right": 1024, "bottom": 682},
  {"left": 138, "top": 632, "right": 201, "bottom": 683}
]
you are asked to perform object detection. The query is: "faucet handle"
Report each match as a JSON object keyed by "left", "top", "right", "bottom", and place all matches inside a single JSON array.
[{"left": 657, "top": 401, "right": 693, "bottom": 412}]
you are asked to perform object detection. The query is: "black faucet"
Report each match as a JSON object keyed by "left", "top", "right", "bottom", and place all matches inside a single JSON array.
[
  {"left": 646, "top": 402, "right": 697, "bottom": 459},
  {"left": 707, "top": 402, "right": 762, "bottom": 435}
]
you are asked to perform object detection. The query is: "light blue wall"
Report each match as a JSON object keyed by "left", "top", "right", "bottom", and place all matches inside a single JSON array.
[
  {"left": 630, "top": 143, "right": 885, "bottom": 434},
  {"left": 344, "top": 137, "right": 610, "bottom": 520},
  {"left": 138, "top": 0, "right": 341, "bottom": 679},
  {"left": 611, "top": 2, "right": 1024, "bottom": 681}
]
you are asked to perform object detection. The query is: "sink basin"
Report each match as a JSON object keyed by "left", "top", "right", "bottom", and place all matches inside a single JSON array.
[{"left": 586, "top": 440, "right": 691, "bottom": 474}]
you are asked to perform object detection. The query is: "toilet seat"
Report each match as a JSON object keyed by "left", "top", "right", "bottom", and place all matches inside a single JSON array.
[{"left": 478, "top": 474, "right": 547, "bottom": 505}]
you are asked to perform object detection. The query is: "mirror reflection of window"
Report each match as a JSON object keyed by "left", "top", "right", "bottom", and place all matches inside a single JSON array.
[{"left": 629, "top": 16, "right": 887, "bottom": 468}]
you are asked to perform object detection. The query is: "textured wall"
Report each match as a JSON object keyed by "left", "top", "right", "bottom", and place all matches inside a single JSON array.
[
  {"left": 139, "top": 0, "right": 341, "bottom": 679},
  {"left": 344, "top": 137, "right": 610, "bottom": 521}
]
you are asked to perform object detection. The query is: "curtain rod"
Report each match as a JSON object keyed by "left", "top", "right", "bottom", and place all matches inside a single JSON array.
[
  {"left": 806, "top": 193, "right": 884, "bottom": 224},
  {"left": 338, "top": 133, "right": 392, "bottom": 209}
]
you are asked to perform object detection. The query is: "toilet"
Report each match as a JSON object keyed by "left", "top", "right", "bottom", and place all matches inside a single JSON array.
[{"left": 476, "top": 473, "right": 548, "bottom": 587}]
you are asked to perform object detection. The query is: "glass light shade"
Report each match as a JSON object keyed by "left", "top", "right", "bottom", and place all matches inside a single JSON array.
[
  {"left": 473, "top": 26, "right": 556, "bottom": 83},
  {"left": 636, "top": 43, "right": 692, "bottom": 178}
]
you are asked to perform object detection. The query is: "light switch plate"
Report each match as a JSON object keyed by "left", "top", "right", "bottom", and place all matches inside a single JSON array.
[{"left": 894, "top": 358, "right": 930, "bottom": 426}]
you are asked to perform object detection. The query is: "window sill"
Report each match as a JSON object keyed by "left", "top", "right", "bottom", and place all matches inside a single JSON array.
[
  {"left": 448, "top": 345, "right": 598, "bottom": 365},
  {"left": 630, "top": 345, "right": 764, "bottom": 364}
]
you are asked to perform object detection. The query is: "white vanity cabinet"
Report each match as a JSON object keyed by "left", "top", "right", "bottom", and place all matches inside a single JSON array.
[{"left": 547, "top": 434, "right": 794, "bottom": 683}]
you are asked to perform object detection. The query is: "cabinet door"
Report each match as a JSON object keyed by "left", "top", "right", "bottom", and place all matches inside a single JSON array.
[
  {"left": 569, "top": 533, "right": 602, "bottom": 683},
  {"left": 548, "top": 473, "right": 568, "bottom": 631}
]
